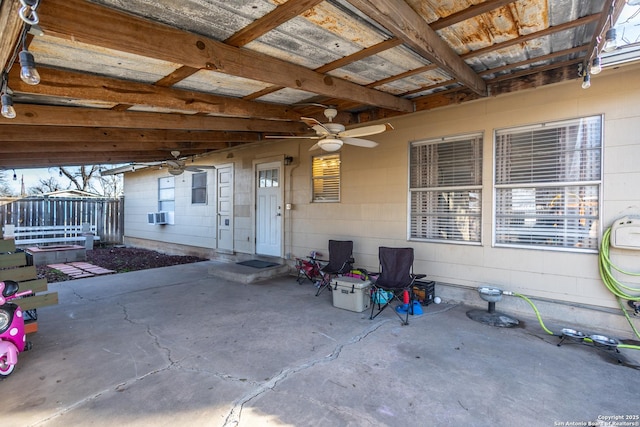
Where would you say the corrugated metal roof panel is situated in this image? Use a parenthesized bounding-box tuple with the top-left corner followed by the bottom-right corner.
(246, 1, 392, 70)
(173, 70, 272, 98)
(256, 87, 319, 105)
(30, 36, 181, 83)
(92, 0, 276, 41)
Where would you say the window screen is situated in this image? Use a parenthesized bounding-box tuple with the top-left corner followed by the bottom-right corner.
(312, 154, 340, 202)
(192, 172, 207, 204)
(409, 133, 483, 243)
(494, 115, 602, 251)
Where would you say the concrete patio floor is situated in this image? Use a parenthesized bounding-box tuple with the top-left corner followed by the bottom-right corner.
(4, 260, 640, 427)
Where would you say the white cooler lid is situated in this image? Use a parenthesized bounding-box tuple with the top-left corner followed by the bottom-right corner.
(333, 276, 371, 289)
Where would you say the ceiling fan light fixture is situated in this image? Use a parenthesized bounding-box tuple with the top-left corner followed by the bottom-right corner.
(168, 168, 184, 176)
(317, 138, 342, 152)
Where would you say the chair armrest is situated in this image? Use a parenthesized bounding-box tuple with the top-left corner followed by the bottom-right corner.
(412, 274, 427, 280)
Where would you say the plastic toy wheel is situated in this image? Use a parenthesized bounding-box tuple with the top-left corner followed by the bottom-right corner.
(0, 355, 15, 377)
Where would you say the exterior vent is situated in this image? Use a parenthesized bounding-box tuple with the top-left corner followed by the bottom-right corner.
(147, 213, 156, 224)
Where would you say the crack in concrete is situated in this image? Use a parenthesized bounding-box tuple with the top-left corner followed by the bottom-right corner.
(118, 301, 177, 365)
(29, 363, 172, 427)
(222, 319, 390, 427)
(30, 301, 176, 426)
(31, 298, 389, 427)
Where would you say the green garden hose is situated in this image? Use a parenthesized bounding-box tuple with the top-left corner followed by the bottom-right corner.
(598, 226, 640, 340)
(510, 291, 640, 351)
(512, 293, 556, 336)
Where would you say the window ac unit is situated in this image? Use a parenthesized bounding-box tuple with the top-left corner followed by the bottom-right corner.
(147, 212, 172, 225)
(155, 211, 169, 225)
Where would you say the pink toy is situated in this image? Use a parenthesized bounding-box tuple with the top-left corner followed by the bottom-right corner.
(0, 280, 33, 377)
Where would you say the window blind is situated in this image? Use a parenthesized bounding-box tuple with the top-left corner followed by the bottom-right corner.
(494, 116, 602, 251)
(312, 154, 340, 202)
(409, 133, 483, 243)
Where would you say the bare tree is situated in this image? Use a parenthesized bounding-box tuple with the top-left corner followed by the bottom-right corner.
(0, 170, 15, 196)
(94, 171, 123, 198)
(30, 176, 67, 194)
(59, 165, 101, 192)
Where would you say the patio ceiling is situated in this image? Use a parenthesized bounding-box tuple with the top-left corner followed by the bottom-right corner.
(0, 0, 624, 169)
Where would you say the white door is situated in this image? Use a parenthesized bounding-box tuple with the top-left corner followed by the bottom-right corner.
(217, 165, 234, 252)
(255, 162, 282, 257)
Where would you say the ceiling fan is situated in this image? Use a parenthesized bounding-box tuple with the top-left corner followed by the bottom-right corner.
(137, 151, 215, 176)
(267, 107, 393, 152)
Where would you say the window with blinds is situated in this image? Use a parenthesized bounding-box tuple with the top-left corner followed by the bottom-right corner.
(191, 172, 207, 204)
(312, 154, 340, 202)
(409, 133, 483, 243)
(494, 115, 602, 252)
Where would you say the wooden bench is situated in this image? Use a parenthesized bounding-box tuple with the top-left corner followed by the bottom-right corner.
(0, 237, 58, 334)
(3, 224, 101, 247)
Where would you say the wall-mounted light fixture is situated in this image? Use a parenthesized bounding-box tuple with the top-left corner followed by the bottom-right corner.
(284, 156, 293, 165)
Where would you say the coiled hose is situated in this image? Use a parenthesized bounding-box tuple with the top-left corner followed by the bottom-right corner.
(598, 226, 640, 340)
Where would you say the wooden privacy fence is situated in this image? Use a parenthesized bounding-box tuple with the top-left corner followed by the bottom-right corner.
(0, 196, 123, 245)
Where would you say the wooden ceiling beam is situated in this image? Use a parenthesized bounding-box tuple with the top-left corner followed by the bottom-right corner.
(0, 140, 232, 153)
(412, 62, 583, 112)
(0, 0, 23, 71)
(430, 0, 517, 31)
(9, 67, 301, 121)
(0, 105, 307, 133)
(225, 0, 325, 48)
(37, 0, 413, 113)
(461, 14, 600, 61)
(0, 150, 210, 169)
(345, 0, 487, 96)
(0, 125, 260, 144)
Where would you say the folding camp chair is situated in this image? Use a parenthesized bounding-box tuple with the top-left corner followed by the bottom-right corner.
(315, 240, 354, 296)
(369, 247, 426, 325)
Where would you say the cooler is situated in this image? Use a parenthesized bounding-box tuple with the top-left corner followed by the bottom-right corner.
(332, 276, 372, 312)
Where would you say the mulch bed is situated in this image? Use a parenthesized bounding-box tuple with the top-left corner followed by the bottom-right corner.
(37, 245, 207, 283)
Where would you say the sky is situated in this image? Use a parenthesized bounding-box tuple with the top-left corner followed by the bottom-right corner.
(4, 3, 640, 196)
(4, 167, 59, 195)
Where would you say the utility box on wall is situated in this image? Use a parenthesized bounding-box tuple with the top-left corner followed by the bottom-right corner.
(611, 216, 640, 250)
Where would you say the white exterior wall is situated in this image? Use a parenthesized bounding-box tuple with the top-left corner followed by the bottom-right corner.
(122, 62, 640, 336)
(123, 168, 217, 254)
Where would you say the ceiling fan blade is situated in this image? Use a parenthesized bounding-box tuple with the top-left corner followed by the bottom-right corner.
(301, 117, 331, 135)
(265, 135, 321, 139)
(166, 159, 184, 168)
(308, 142, 321, 151)
(312, 125, 330, 136)
(342, 137, 378, 148)
(133, 161, 163, 166)
(339, 123, 393, 138)
(301, 116, 323, 127)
